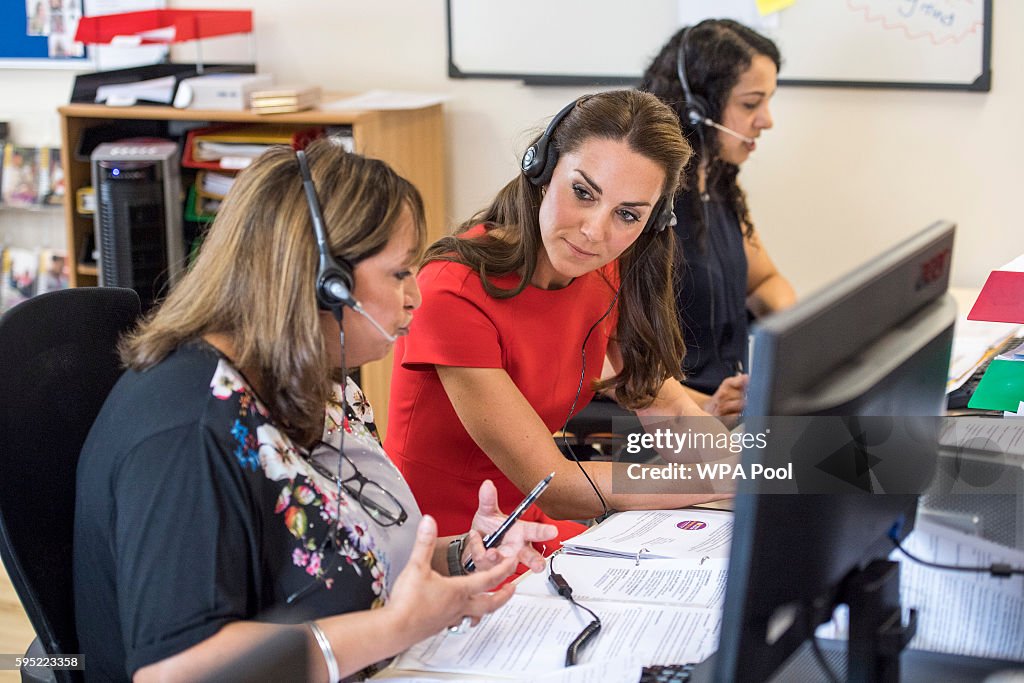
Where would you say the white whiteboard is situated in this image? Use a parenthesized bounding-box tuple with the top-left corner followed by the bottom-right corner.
(447, 0, 991, 91)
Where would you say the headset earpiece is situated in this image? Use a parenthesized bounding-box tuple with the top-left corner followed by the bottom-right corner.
(676, 28, 711, 129)
(295, 149, 357, 311)
(315, 255, 355, 311)
(644, 195, 677, 234)
(522, 99, 579, 187)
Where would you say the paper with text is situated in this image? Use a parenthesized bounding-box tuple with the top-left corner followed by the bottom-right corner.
(899, 517, 1024, 661)
(561, 509, 732, 560)
(939, 416, 1024, 459)
(374, 657, 643, 682)
(517, 554, 728, 609)
(392, 594, 719, 676)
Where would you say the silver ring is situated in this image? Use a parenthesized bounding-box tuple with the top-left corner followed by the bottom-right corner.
(447, 616, 473, 635)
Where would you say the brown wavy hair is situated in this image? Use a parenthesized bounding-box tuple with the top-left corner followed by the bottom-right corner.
(120, 138, 426, 446)
(424, 90, 692, 408)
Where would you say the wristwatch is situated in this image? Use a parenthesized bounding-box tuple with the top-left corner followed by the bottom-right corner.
(447, 533, 468, 576)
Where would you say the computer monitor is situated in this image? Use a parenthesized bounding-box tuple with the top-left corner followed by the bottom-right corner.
(698, 221, 958, 682)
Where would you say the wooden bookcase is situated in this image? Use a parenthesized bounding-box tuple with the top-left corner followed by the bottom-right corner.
(57, 97, 447, 434)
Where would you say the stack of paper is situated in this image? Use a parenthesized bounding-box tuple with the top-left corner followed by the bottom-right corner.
(198, 171, 235, 198)
(385, 510, 733, 679)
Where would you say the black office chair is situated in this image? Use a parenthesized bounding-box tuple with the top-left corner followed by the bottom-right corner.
(0, 287, 141, 683)
(560, 396, 645, 462)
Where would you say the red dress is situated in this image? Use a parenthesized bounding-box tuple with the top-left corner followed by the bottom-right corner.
(386, 228, 620, 548)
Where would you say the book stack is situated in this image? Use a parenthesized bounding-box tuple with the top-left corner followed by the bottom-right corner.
(249, 86, 322, 115)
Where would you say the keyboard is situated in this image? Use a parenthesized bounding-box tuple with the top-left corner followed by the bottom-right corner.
(639, 663, 696, 682)
(947, 336, 1024, 410)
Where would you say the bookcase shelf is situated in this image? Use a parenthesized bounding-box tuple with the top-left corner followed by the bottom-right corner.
(58, 95, 448, 433)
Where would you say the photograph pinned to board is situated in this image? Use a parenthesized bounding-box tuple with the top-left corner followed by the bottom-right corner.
(24, 0, 85, 58)
(1, 0, 167, 69)
(1, 247, 39, 315)
(1, 145, 47, 208)
(37, 248, 70, 294)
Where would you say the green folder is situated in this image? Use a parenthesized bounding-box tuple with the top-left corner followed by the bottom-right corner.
(967, 359, 1024, 412)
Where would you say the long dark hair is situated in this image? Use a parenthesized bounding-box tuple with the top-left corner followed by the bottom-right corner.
(640, 19, 780, 244)
(424, 90, 692, 408)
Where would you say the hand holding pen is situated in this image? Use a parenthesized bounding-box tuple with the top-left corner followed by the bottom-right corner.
(464, 474, 557, 573)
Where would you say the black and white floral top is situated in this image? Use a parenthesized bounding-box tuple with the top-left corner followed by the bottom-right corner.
(74, 341, 422, 682)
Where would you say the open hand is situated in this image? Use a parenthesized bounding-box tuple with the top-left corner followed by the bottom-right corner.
(466, 480, 558, 574)
(387, 514, 518, 642)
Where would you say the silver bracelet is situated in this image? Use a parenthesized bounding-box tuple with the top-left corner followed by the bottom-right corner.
(307, 620, 341, 683)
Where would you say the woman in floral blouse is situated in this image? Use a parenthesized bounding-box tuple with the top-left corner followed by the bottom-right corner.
(73, 139, 556, 683)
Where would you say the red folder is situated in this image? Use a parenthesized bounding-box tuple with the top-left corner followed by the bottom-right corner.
(967, 269, 1024, 324)
(75, 10, 252, 45)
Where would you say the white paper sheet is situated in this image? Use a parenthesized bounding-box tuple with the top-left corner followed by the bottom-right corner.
(373, 657, 643, 682)
(561, 509, 733, 560)
(322, 90, 449, 111)
(393, 594, 719, 676)
(517, 554, 728, 609)
(939, 416, 1024, 460)
(898, 517, 1024, 660)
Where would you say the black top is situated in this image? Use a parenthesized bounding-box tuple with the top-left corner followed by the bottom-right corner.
(673, 197, 749, 395)
(73, 342, 410, 681)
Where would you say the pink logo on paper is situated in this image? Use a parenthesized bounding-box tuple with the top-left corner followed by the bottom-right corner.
(676, 520, 707, 531)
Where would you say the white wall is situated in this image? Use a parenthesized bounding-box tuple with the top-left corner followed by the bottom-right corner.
(1, 0, 1020, 291)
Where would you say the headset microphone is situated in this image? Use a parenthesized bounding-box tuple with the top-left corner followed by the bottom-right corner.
(296, 149, 398, 344)
(676, 28, 755, 147)
(695, 117, 755, 146)
(352, 305, 398, 343)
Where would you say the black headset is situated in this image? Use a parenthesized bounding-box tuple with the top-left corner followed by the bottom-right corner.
(676, 27, 711, 129)
(520, 98, 676, 234)
(295, 149, 357, 311)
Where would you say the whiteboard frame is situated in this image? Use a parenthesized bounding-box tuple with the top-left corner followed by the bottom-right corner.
(446, 0, 992, 92)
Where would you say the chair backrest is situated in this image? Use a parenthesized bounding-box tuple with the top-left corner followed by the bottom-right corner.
(0, 287, 141, 679)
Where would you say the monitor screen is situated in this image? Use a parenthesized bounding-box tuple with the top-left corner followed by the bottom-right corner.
(700, 221, 957, 682)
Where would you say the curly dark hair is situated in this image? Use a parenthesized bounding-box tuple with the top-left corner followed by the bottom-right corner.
(640, 19, 780, 246)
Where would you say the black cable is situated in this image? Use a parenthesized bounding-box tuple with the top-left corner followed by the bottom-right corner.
(559, 291, 618, 519)
(549, 553, 603, 666)
(333, 306, 348, 544)
(808, 634, 841, 683)
(889, 530, 1023, 578)
(557, 233, 662, 520)
(286, 306, 349, 606)
(692, 123, 728, 382)
(806, 602, 841, 683)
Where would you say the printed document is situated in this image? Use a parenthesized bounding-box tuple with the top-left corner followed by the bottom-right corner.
(561, 509, 733, 560)
(517, 553, 728, 609)
(899, 517, 1024, 661)
(391, 593, 719, 676)
(373, 657, 643, 682)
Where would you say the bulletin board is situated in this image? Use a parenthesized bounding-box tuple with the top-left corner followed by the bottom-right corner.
(447, 0, 992, 91)
(0, 0, 92, 69)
